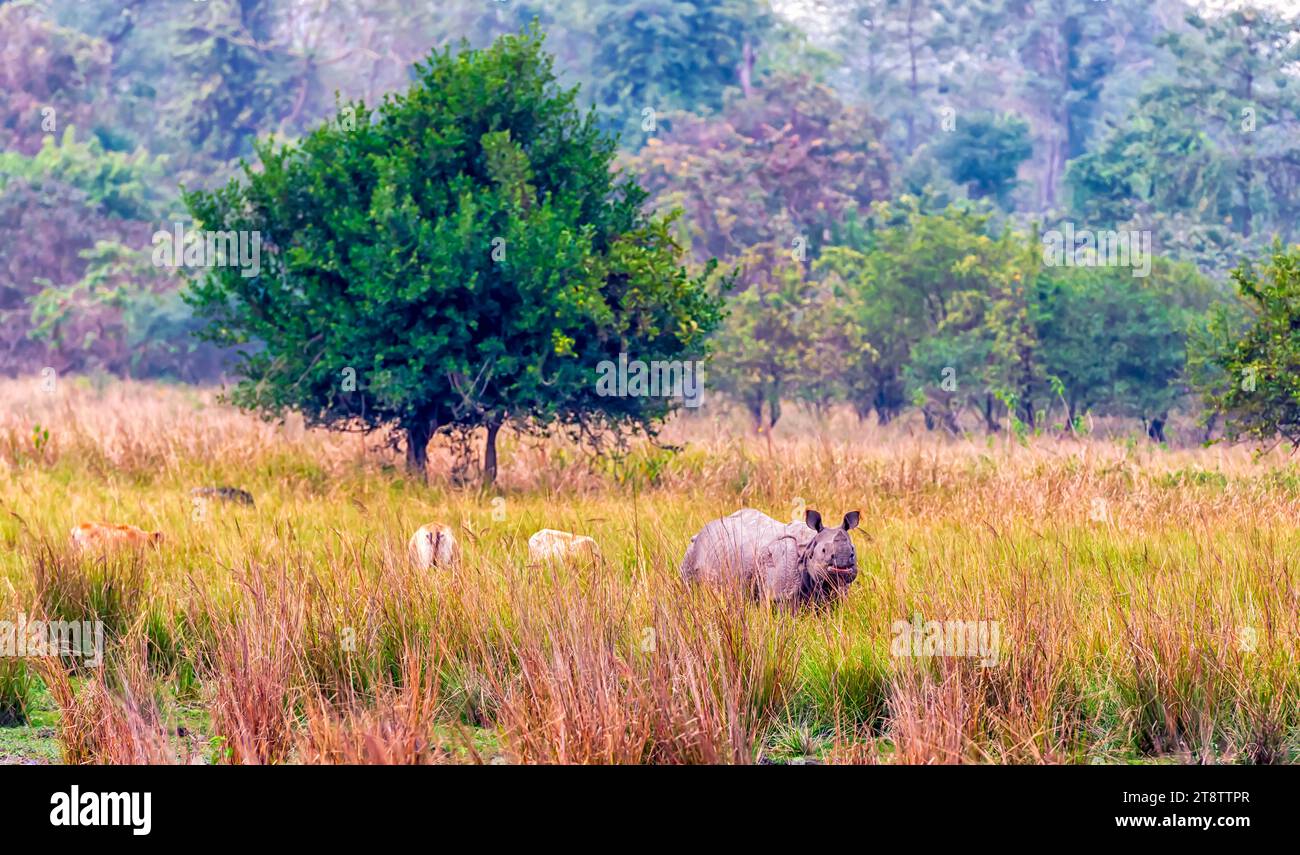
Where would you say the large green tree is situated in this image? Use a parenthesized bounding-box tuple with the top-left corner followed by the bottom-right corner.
(1198, 244, 1300, 447)
(815, 200, 1032, 426)
(708, 244, 837, 433)
(184, 29, 722, 484)
(1032, 259, 1216, 439)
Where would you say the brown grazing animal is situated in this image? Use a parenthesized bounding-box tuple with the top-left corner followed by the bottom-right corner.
(71, 522, 164, 554)
(408, 523, 461, 569)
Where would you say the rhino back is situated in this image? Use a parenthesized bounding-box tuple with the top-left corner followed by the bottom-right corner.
(680, 509, 787, 585)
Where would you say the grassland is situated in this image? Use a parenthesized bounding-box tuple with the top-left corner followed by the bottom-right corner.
(1, 377, 1298, 764)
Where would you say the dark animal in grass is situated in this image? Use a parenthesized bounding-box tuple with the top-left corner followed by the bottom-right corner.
(680, 508, 861, 606)
(190, 486, 255, 506)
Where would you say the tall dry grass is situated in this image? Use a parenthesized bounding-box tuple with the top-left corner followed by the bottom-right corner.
(34, 632, 189, 764)
(1, 378, 1298, 764)
(297, 639, 452, 765)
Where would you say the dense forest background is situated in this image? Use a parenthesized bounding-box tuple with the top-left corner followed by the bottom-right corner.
(2, 0, 1298, 440)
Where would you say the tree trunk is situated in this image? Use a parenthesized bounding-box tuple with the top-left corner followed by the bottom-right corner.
(746, 394, 765, 434)
(905, 0, 919, 151)
(483, 419, 502, 488)
(1240, 68, 1254, 237)
(983, 394, 1001, 434)
(1238, 160, 1254, 238)
(739, 39, 756, 98)
(1020, 397, 1036, 430)
(942, 408, 960, 436)
(405, 420, 434, 483)
(1202, 411, 1219, 445)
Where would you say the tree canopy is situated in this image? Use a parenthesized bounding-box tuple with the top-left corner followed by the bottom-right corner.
(183, 28, 722, 483)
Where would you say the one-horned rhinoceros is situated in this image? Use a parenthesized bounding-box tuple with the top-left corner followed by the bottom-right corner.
(679, 508, 861, 606)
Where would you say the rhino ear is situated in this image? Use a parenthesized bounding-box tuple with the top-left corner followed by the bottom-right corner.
(805, 509, 823, 532)
(842, 511, 860, 531)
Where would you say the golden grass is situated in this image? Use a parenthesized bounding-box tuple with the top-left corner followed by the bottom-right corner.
(1, 377, 1298, 764)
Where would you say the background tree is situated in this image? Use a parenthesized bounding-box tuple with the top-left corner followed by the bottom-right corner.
(824, 0, 969, 155)
(1067, 6, 1300, 255)
(902, 313, 995, 434)
(932, 112, 1032, 207)
(708, 245, 835, 433)
(815, 244, 908, 424)
(1033, 259, 1216, 438)
(1197, 244, 1300, 446)
(0, 127, 188, 375)
(171, 0, 301, 165)
(0, 3, 112, 156)
(184, 29, 722, 485)
(972, 0, 1150, 211)
(626, 72, 892, 265)
(587, 0, 776, 146)
(816, 201, 1024, 425)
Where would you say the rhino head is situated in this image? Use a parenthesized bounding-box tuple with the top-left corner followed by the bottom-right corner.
(798, 509, 861, 602)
